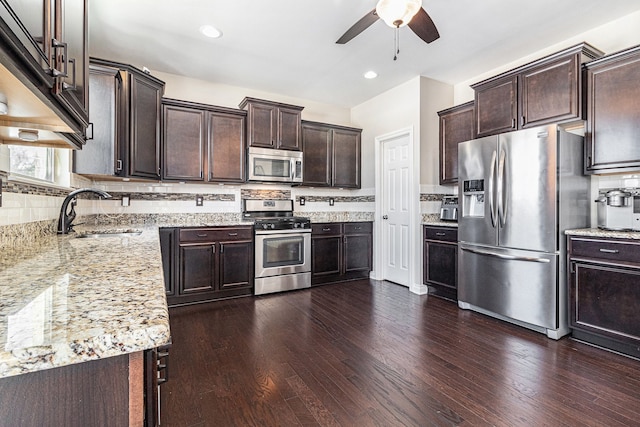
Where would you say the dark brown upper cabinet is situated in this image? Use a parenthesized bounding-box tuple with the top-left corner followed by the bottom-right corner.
(584, 45, 640, 174)
(302, 121, 362, 189)
(239, 97, 303, 151)
(73, 58, 165, 179)
(0, 0, 89, 148)
(472, 43, 603, 138)
(437, 101, 475, 185)
(161, 98, 246, 183)
(162, 100, 205, 181)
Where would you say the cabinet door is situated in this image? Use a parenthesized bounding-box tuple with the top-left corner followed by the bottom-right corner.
(332, 128, 361, 188)
(73, 64, 121, 175)
(162, 104, 205, 181)
(585, 51, 640, 173)
(219, 240, 253, 290)
(570, 262, 640, 344)
(277, 106, 302, 150)
(438, 102, 475, 185)
(159, 228, 177, 296)
(424, 241, 457, 289)
(247, 103, 276, 148)
(344, 234, 372, 273)
(475, 76, 518, 137)
(54, 0, 89, 127)
(208, 111, 246, 182)
(312, 236, 342, 278)
(179, 243, 216, 294)
(302, 124, 332, 186)
(519, 55, 579, 129)
(129, 73, 162, 178)
(0, 0, 55, 73)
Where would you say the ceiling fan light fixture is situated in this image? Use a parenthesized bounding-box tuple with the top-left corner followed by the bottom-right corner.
(375, 0, 422, 28)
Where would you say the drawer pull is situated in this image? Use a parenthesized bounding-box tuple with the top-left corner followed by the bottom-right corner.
(322, 228, 331, 231)
(599, 248, 619, 254)
(228, 232, 238, 236)
(435, 232, 446, 236)
(197, 233, 208, 238)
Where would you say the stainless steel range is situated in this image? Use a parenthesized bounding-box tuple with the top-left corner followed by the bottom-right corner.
(243, 199, 311, 295)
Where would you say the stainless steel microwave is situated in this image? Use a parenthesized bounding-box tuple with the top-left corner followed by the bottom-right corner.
(247, 147, 303, 183)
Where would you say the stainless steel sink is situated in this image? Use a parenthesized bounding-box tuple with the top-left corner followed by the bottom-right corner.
(75, 230, 142, 238)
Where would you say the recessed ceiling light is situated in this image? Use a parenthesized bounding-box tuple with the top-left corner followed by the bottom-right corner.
(199, 25, 222, 39)
(364, 71, 378, 79)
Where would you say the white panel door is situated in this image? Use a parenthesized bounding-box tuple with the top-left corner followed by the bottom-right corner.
(382, 134, 411, 286)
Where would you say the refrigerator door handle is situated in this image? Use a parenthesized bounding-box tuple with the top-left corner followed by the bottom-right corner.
(460, 246, 551, 264)
(498, 148, 507, 227)
(488, 150, 498, 227)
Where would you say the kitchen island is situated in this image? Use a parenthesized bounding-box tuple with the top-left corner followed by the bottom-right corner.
(0, 226, 171, 426)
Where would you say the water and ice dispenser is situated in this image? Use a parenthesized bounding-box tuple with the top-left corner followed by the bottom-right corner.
(462, 179, 485, 218)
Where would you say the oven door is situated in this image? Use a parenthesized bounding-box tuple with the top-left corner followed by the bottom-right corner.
(255, 229, 311, 277)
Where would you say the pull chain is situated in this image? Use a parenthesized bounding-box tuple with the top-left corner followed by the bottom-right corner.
(393, 26, 400, 61)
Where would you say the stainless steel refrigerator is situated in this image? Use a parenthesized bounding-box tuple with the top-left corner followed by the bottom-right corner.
(457, 124, 589, 339)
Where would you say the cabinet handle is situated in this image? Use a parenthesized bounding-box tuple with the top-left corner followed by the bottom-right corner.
(220, 244, 224, 254)
(197, 233, 208, 237)
(435, 232, 446, 236)
(511, 118, 516, 128)
(228, 232, 238, 236)
(520, 116, 525, 127)
(86, 123, 94, 141)
(322, 227, 331, 231)
(116, 159, 123, 172)
(62, 58, 77, 91)
(599, 248, 619, 254)
(50, 38, 68, 78)
(354, 227, 362, 230)
(212, 244, 216, 253)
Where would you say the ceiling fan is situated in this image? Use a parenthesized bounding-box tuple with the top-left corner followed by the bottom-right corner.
(336, 0, 440, 56)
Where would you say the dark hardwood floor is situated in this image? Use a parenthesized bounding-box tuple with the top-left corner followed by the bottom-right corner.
(162, 280, 640, 426)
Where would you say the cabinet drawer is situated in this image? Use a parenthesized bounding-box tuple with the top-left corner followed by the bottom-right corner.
(424, 226, 458, 242)
(344, 222, 372, 234)
(179, 227, 253, 243)
(312, 223, 343, 235)
(570, 238, 640, 264)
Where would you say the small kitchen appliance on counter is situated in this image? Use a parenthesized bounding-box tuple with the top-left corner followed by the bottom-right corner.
(596, 189, 635, 231)
(439, 196, 458, 221)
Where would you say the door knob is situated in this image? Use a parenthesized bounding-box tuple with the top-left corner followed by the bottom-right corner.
(383, 215, 389, 220)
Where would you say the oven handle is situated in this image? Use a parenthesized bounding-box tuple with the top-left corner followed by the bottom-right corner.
(255, 229, 311, 235)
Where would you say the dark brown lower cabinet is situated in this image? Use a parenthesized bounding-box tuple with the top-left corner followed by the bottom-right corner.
(0, 353, 140, 426)
(164, 226, 254, 307)
(423, 225, 458, 301)
(568, 236, 640, 358)
(312, 222, 372, 285)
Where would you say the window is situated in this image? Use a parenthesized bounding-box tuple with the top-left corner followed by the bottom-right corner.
(8, 145, 55, 182)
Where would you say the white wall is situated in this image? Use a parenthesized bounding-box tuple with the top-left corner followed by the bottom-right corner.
(453, 10, 640, 103)
(152, 71, 352, 126)
(351, 76, 422, 191)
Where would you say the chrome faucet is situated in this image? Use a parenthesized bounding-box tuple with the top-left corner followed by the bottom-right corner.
(57, 188, 112, 234)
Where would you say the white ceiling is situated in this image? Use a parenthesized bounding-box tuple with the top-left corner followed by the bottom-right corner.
(88, 0, 640, 108)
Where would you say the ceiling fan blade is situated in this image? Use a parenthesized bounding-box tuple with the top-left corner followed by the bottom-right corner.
(336, 9, 379, 44)
(408, 8, 440, 44)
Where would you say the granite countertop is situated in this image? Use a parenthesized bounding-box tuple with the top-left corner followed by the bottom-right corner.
(0, 225, 171, 378)
(422, 213, 458, 227)
(565, 228, 640, 240)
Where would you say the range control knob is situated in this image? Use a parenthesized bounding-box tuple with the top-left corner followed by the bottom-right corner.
(294, 222, 300, 228)
(262, 224, 269, 230)
(269, 223, 275, 229)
